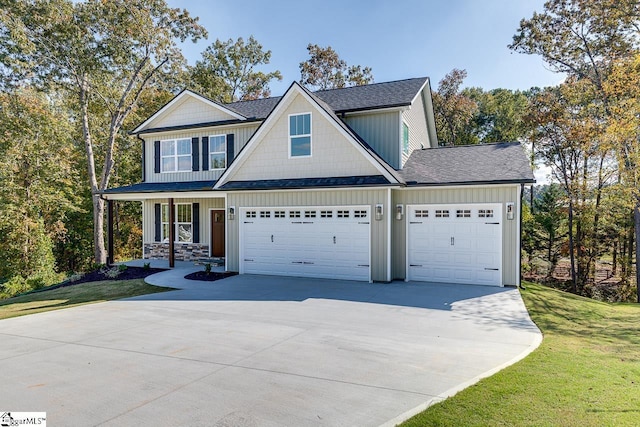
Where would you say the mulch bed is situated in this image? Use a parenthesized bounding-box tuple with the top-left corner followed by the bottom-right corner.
(32, 266, 168, 293)
(184, 271, 238, 282)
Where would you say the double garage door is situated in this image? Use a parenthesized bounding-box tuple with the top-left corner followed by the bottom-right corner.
(407, 204, 503, 286)
(240, 206, 371, 281)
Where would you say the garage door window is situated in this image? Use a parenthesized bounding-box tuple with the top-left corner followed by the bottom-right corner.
(435, 209, 449, 218)
(260, 211, 271, 218)
(354, 210, 367, 218)
(290, 211, 301, 218)
(415, 209, 429, 218)
(246, 211, 256, 218)
(479, 209, 494, 218)
(305, 210, 316, 218)
(274, 211, 285, 218)
(456, 209, 471, 218)
(337, 210, 349, 218)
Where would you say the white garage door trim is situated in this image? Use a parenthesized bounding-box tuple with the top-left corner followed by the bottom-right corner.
(239, 205, 372, 282)
(405, 203, 503, 286)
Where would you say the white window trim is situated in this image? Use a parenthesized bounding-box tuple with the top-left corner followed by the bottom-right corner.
(402, 121, 410, 155)
(161, 138, 192, 173)
(288, 112, 312, 159)
(209, 134, 227, 171)
(161, 203, 193, 243)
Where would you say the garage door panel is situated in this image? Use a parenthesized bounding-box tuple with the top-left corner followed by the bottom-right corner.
(408, 204, 502, 286)
(241, 207, 370, 281)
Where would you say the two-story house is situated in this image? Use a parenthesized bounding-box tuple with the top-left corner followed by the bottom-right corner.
(103, 77, 534, 286)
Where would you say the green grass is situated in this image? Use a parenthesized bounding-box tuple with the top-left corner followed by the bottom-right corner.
(400, 282, 640, 427)
(0, 279, 174, 320)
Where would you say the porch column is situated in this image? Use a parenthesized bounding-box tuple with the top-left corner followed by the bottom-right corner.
(168, 197, 175, 268)
(107, 199, 114, 266)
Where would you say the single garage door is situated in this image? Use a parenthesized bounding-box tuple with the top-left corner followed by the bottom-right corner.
(407, 204, 502, 286)
(240, 206, 371, 281)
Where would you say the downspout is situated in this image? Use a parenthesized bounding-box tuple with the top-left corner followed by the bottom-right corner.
(519, 183, 525, 290)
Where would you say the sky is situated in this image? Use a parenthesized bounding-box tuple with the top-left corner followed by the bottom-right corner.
(169, 0, 564, 94)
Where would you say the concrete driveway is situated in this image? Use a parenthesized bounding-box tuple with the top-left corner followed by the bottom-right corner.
(0, 268, 541, 426)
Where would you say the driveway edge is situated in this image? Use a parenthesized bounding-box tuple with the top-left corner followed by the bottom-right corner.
(379, 325, 543, 427)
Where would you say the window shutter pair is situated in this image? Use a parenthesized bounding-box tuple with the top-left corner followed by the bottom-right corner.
(201, 134, 234, 171)
(154, 203, 200, 243)
(153, 139, 203, 173)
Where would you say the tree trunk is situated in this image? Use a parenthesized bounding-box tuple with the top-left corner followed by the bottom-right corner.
(635, 200, 640, 303)
(93, 194, 106, 264)
(612, 239, 617, 276)
(568, 201, 578, 293)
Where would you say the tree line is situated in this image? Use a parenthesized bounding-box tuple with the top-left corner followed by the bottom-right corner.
(0, 0, 373, 298)
(0, 0, 638, 303)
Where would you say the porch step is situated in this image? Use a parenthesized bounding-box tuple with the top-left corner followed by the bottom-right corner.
(194, 257, 225, 267)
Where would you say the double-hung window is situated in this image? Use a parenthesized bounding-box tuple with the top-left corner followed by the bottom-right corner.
(161, 138, 191, 172)
(209, 134, 226, 169)
(289, 113, 311, 157)
(161, 203, 192, 242)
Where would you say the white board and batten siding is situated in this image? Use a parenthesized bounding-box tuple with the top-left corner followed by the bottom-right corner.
(142, 198, 225, 244)
(227, 189, 390, 282)
(142, 124, 260, 183)
(393, 185, 521, 286)
(401, 92, 432, 166)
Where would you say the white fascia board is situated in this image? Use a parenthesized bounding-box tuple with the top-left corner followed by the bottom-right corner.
(140, 120, 261, 138)
(409, 78, 430, 105)
(132, 90, 246, 134)
(102, 191, 226, 201)
(215, 82, 400, 189)
(398, 183, 521, 191)
(222, 185, 399, 195)
(342, 106, 409, 116)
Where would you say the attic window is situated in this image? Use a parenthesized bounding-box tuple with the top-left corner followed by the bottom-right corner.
(289, 113, 311, 157)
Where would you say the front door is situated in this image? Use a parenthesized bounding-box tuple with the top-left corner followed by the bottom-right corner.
(211, 210, 225, 257)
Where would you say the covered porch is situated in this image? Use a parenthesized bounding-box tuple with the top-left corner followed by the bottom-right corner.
(102, 180, 228, 268)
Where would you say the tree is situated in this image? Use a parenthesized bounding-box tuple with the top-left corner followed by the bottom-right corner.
(511, 0, 640, 300)
(431, 69, 477, 146)
(533, 184, 566, 274)
(0, 89, 77, 291)
(299, 44, 373, 90)
(0, 0, 206, 264)
(189, 36, 282, 103)
(462, 88, 530, 143)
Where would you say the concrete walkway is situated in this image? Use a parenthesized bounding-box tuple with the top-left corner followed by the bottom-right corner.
(0, 266, 541, 426)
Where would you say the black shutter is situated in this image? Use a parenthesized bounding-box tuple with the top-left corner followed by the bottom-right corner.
(192, 203, 200, 243)
(226, 133, 235, 166)
(191, 137, 199, 171)
(154, 203, 161, 242)
(154, 141, 161, 173)
(201, 136, 209, 171)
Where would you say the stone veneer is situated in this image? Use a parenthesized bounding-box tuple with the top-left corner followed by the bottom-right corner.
(144, 242, 210, 261)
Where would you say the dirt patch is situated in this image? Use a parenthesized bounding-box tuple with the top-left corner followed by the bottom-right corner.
(184, 271, 238, 281)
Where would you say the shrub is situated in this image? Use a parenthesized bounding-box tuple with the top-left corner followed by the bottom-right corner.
(118, 264, 128, 272)
(142, 262, 151, 270)
(204, 263, 212, 274)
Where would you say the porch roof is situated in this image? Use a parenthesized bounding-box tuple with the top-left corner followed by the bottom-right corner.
(103, 180, 217, 194)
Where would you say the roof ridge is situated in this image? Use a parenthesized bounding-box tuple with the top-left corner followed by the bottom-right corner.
(432, 142, 521, 150)
(313, 77, 428, 94)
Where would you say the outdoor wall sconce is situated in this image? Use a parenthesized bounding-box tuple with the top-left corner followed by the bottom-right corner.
(228, 206, 236, 220)
(506, 202, 515, 220)
(395, 204, 404, 220)
(375, 204, 384, 221)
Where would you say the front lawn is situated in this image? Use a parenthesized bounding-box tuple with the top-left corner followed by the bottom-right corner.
(400, 282, 640, 427)
(0, 279, 173, 320)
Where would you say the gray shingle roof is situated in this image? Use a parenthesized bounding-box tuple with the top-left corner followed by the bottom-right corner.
(400, 142, 535, 186)
(224, 77, 428, 119)
(219, 175, 390, 190)
(103, 180, 216, 194)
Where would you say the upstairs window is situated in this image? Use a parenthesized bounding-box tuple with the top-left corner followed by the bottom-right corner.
(289, 113, 311, 157)
(402, 122, 410, 155)
(161, 138, 191, 172)
(209, 134, 226, 170)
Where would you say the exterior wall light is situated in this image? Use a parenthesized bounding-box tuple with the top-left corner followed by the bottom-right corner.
(395, 204, 404, 220)
(375, 204, 384, 221)
(506, 202, 514, 220)
(228, 206, 236, 220)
